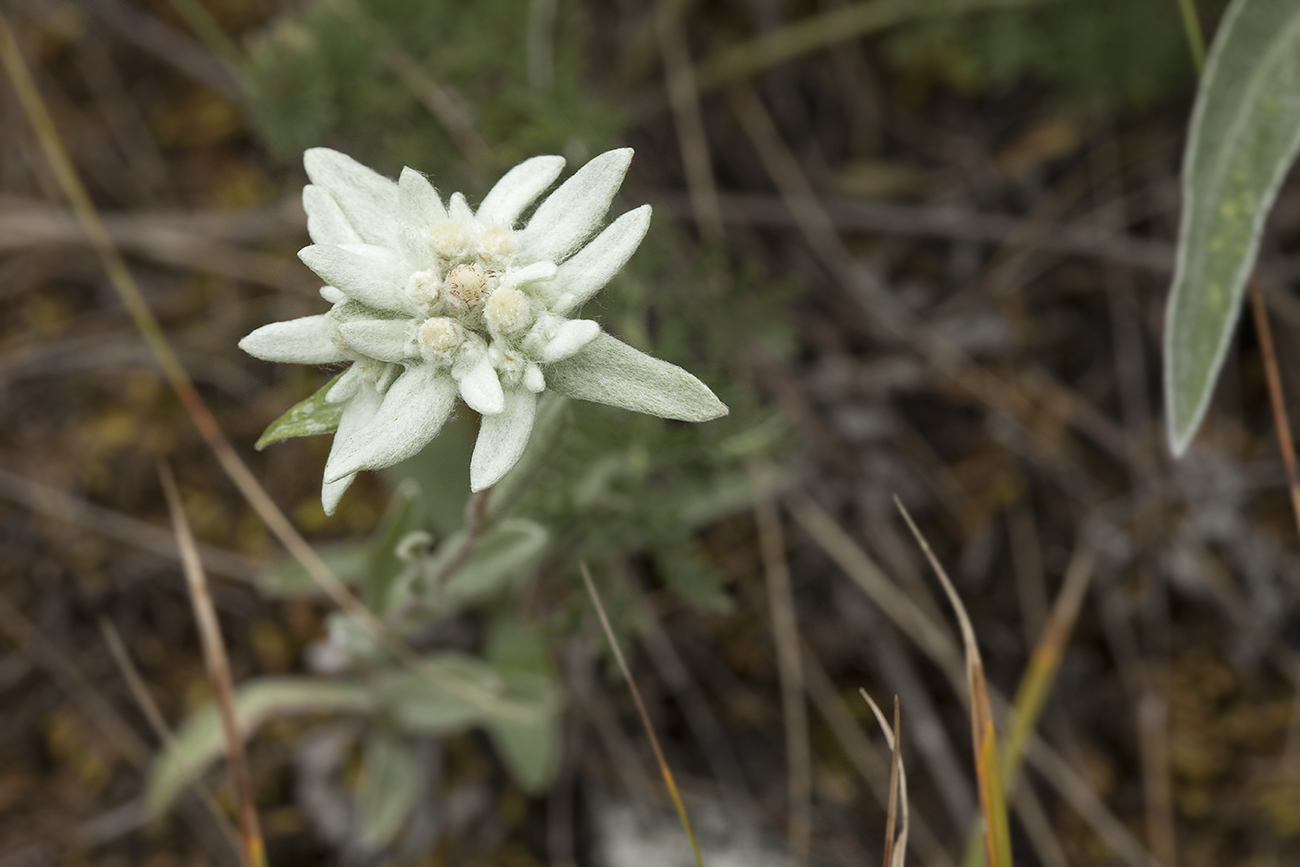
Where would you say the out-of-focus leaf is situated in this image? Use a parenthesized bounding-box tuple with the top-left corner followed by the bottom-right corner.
(427, 518, 549, 608)
(355, 728, 423, 851)
(384, 414, 474, 537)
(256, 541, 370, 596)
(380, 653, 506, 734)
(1165, 0, 1300, 454)
(360, 480, 425, 612)
(255, 372, 345, 449)
(256, 482, 425, 600)
(146, 677, 372, 818)
(484, 614, 562, 792)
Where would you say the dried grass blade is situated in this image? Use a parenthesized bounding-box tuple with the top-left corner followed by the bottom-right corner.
(1250, 284, 1300, 540)
(861, 690, 909, 867)
(1003, 544, 1095, 786)
(160, 465, 266, 867)
(580, 564, 706, 867)
(98, 618, 241, 859)
(896, 498, 1012, 867)
(752, 466, 811, 867)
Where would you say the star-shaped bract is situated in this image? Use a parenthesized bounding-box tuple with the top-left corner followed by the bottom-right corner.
(241, 148, 728, 515)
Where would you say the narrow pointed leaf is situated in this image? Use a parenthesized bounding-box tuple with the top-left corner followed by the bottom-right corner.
(544, 332, 728, 421)
(1165, 0, 1300, 455)
(256, 372, 347, 449)
(303, 148, 398, 245)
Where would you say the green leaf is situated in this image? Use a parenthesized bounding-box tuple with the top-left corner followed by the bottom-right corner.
(146, 677, 372, 818)
(354, 728, 423, 850)
(429, 518, 550, 608)
(1165, 0, 1300, 454)
(255, 482, 425, 601)
(255, 372, 346, 450)
(545, 332, 729, 422)
(380, 653, 508, 734)
(483, 615, 562, 793)
(255, 540, 371, 596)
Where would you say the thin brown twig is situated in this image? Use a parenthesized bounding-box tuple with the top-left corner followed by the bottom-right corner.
(580, 564, 706, 867)
(752, 465, 811, 867)
(97, 618, 241, 859)
(160, 465, 265, 867)
(654, 0, 724, 243)
(1250, 282, 1300, 540)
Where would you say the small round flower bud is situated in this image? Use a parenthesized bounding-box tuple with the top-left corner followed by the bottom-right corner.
(483, 287, 532, 333)
(430, 219, 467, 259)
(479, 224, 516, 262)
(418, 317, 462, 361)
(446, 263, 491, 310)
(405, 269, 440, 310)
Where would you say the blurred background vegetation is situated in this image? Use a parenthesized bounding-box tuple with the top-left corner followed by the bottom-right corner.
(2, 0, 1299, 865)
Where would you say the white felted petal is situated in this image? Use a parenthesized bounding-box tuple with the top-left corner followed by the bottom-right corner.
(523, 363, 545, 393)
(448, 192, 475, 225)
(303, 148, 399, 246)
(470, 387, 537, 491)
(326, 365, 458, 481)
(476, 155, 566, 226)
(239, 315, 347, 364)
(321, 472, 357, 517)
(299, 245, 413, 314)
(398, 167, 445, 269)
(502, 260, 558, 289)
(303, 185, 363, 245)
(327, 363, 363, 403)
(456, 355, 505, 415)
(544, 332, 728, 421)
(338, 319, 415, 363)
(552, 205, 651, 315)
(540, 319, 600, 362)
(520, 148, 633, 263)
(320, 286, 346, 304)
(321, 383, 385, 509)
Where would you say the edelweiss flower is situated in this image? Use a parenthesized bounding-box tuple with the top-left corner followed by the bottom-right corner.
(241, 147, 728, 514)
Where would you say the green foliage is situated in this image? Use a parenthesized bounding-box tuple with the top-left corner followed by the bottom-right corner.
(146, 677, 374, 818)
(1165, 0, 1300, 454)
(243, 0, 624, 188)
(255, 371, 345, 449)
(885, 0, 1229, 109)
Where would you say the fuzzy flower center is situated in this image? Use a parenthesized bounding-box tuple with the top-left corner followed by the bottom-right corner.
(418, 317, 462, 360)
(430, 219, 468, 260)
(484, 287, 532, 333)
(446, 263, 493, 310)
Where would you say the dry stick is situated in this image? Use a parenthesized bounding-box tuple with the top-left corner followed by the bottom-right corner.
(97, 618, 241, 861)
(654, 0, 724, 243)
(1250, 284, 1300, 540)
(580, 564, 706, 867)
(160, 465, 265, 867)
(0, 19, 533, 725)
(752, 466, 811, 867)
(896, 498, 1013, 867)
